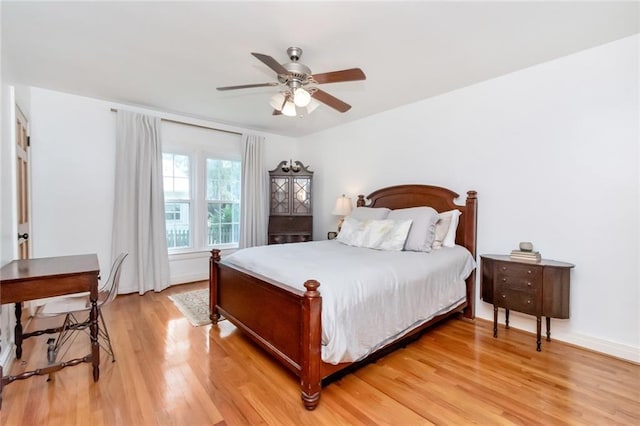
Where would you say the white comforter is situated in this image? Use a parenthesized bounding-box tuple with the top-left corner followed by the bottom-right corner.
(222, 240, 476, 364)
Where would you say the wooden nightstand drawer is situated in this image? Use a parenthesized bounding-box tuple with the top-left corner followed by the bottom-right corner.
(496, 263, 541, 283)
(495, 288, 539, 315)
(496, 272, 539, 294)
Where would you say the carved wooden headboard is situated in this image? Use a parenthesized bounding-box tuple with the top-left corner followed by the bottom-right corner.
(356, 184, 478, 260)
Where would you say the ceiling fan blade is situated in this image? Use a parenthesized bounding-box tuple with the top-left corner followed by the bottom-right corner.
(312, 89, 351, 113)
(312, 68, 366, 84)
(217, 82, 279, 91)
(272, 109, 282, 116)
(251, 52, 290, 76)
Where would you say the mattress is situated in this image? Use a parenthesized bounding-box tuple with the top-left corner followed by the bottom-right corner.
(222, 240, 476, 364)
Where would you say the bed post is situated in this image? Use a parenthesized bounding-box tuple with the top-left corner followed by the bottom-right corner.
(464, 190, 478, 319)
(356, 194, 366, 207)
(209, 249, 221, 323)
(301, 279, 322, 410)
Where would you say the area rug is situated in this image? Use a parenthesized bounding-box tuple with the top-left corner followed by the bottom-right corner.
(168, 289, 211, 326)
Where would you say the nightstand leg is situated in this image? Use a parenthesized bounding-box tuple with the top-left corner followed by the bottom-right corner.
(546, 317, 551, 341)
(505, 309, 510, 329)
(536, 316, 542, 351)
(493, 306, 498, 337)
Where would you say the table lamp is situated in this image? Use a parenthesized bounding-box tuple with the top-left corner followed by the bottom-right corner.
(332, 194, 353, 231)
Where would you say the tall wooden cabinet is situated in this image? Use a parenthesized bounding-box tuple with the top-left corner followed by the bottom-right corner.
(268, 160, 313, 244)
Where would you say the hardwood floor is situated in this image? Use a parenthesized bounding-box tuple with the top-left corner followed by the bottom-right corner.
(2, 281, 638, 425)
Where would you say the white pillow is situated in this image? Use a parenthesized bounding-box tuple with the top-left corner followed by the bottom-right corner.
(441, 209, 461, 248)
(336, 218, 412, 251)
(387, 206, 439, 252)
(348, 207, 391, 221)
(432, 213, 453, 249)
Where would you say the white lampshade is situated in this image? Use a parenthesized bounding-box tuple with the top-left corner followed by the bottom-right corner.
(281, 100, 297, 117)
(270, 92, 286, 110)
(293, 87, 312, 107)
(332, 194, 353, 216)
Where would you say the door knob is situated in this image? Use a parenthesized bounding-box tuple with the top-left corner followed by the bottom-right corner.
(18, 232, 29, 240)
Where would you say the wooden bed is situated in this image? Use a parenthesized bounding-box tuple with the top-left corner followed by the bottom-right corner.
(209, 184, 477, 410)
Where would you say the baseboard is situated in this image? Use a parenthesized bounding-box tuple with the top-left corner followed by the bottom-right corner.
(558, 332, 640, 364)
(169, 273, 208, 286)
(476, 309, 639, 364)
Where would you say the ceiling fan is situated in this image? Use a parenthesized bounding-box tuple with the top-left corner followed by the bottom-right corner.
(216, 47, 366, 116)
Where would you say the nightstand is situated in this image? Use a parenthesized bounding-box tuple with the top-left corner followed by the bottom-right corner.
(480, 254, 574, 351)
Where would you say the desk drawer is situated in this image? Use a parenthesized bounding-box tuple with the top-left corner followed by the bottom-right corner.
(269, 233, 311, 244)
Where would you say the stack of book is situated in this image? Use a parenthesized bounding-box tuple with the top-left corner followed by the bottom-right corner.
(510, 249, 541, 262)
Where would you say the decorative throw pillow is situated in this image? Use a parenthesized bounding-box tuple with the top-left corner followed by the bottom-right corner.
(387, 206, 439, 252)
(336, 217, 367, 247)
(348, 207, 391, 221)
(368, 219, 413, 251)
(336, 218, 413, 251)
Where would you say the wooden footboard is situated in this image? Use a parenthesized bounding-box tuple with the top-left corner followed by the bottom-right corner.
(209, 249, 323, 409)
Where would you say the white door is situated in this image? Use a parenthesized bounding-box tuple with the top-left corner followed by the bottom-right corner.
(16, 107, 30, 259)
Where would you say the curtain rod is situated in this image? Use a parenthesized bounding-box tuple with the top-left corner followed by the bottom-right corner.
(110, 108, 242, 136)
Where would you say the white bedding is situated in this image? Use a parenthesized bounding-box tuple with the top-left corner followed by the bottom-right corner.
(222, 240, 476, 364)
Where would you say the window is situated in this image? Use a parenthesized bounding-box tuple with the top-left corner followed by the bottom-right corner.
(163, 153, 191, 249)
(162, 120, 242, 253)
(206, 159, 241, 246)
(162, 152, 241, 252)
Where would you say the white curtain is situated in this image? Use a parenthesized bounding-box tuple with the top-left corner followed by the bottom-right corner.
(112, 111, 170, 294)
(239, 134, 268, 248)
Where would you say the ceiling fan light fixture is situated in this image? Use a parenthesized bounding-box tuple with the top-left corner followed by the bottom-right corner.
(218, 47, 366, 117)
(281, 100, 297, 117)
(269, 92, 286, 110)
(293, 87, 311, 107)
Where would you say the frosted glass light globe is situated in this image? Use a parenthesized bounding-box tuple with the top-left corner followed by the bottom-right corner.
(281, 101, 297, 117)
(293, 88, 311, 107)
(269, 92, 286, 110)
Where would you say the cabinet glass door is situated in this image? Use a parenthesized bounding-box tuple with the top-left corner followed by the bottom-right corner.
(292, 177, 311, 214)
(271, 177, 290, 214)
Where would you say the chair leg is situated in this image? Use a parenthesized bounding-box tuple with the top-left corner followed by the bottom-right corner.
(53, 313, 77, 355)
(48, 313, 76, 382)
(98, 309, 116, 362)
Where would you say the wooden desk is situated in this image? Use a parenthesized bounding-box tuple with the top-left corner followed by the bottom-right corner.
(0, 254, 101, 408)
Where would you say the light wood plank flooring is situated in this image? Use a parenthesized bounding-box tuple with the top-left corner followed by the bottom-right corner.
(1, 281, 638, 425)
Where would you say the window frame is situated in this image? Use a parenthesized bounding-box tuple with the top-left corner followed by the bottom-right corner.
(163, 151, 193, 251)
(204, 158, 241, 250)
(163, 148, 241, 254)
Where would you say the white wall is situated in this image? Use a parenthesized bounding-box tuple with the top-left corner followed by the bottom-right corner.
(28, 88, 297, 285)
(0, 0, 17, 367)
(300, 35, 639, 362)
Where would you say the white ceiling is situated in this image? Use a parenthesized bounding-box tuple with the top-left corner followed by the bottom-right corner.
(2, 1, 638, 137)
